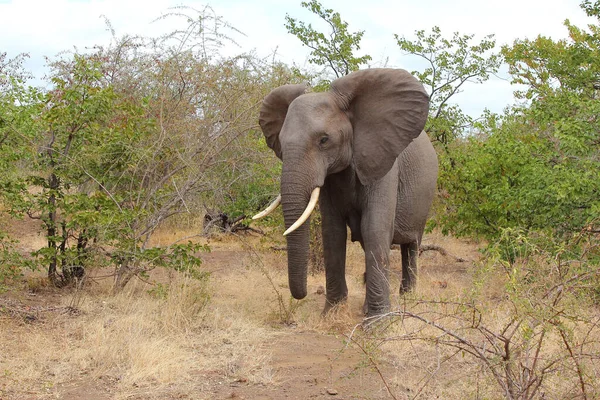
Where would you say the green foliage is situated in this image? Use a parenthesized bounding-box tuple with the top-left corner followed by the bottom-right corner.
(217, 132, 282, 221)
(0, 232, 36, 291)
(0, 53, 44, 283)
(134, 241, 210, 281)
(24, 54, 159, 286)
(438, 110, 599, 244)
(0, 54, 43, 191)
(502, 9, 600, 100)
(285, 0, 371, 86)
(437, 9, 600, 248)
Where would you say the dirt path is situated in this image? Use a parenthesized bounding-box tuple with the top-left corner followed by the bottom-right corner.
(203, 330, 402, 400)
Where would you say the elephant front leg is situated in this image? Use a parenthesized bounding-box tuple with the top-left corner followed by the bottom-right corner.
(362, 207, 395, 316)
(320, 191, 348, 314)
(400, 242, 419, 293)
(361, 165, 398, 317)
(363, 236, 392, 316)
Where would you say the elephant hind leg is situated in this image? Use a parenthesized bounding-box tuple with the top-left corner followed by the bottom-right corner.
(400, 241, 419, 293)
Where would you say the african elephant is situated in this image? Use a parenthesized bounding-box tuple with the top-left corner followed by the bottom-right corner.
(254, 68, 438, 317)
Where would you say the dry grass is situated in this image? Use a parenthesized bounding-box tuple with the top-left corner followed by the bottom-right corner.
(0, 270, 275, 399)
(146, 214, 207, 248)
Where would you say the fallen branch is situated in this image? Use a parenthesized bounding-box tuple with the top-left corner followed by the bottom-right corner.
(419, 244, 468, 262)
(0, 298, 80, 322)
(203, 211, 264, 235)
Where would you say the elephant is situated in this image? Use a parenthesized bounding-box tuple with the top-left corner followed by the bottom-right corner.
(253, 68, 438, 317)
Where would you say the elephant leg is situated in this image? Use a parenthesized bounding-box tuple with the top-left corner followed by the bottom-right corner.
(361, 172, 398, 317)
(320, 188, 348, 314)
(363, 235, 392, 316)
(400, 241, 419, 293)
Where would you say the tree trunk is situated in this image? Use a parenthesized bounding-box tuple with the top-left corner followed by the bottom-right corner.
(47, 172, 63, 287)
(113, 259, 137, 293)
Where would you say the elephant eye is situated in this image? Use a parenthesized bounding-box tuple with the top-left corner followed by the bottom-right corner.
(319, 136, 329, 145)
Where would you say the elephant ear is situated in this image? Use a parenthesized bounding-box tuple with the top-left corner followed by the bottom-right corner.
(330, 68, 429, 185)
(259, 84, 308, 159)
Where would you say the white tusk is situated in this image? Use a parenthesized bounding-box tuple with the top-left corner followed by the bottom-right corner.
(252, 194, 281, 220)
(283, 187, 320, 236)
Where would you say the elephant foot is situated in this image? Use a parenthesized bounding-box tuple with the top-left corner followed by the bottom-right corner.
(362, 310, 393, 331)
(321, 297, 347, 316)
(364, 305, 390, 319)
(361, 299, 389, 316)
(363, 295, 391, 319)
(399, 283, 416, 295)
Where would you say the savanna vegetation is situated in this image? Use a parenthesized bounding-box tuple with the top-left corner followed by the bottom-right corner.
(1, 1, 599, 399)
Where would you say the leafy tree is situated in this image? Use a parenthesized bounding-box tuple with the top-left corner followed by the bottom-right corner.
(499, 9, 600, 239)
(33, 55, 124, 286)
(395, 26, 501, 146)
(0, 53, 41, 286)
(438, 2, 600, 249)
(285, 0, 371, 87)
(0, 8, 300, 289)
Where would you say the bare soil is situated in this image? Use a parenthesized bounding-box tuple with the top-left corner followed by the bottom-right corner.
(0, 218, 480, 400)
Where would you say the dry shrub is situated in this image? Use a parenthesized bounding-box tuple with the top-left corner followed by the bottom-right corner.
(349, 232, 600, 400)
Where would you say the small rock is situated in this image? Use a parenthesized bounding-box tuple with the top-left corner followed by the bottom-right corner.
(316, 285, 325, 295)
(326, 388, 338, 395)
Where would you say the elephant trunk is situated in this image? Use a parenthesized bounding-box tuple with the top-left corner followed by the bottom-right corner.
(281, 164, 316, 300)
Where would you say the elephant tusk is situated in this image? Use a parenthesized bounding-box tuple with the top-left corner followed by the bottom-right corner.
(283, 187, 320, 236)
(252, 194, 281, 220)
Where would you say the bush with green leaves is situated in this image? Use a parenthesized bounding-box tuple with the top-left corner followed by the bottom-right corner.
(436, 2, 600, 249)
(0, 52, 43, 286)
(0, 8, 301, 289)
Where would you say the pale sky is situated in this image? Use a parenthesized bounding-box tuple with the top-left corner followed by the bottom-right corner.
(0, 0, 595, 117)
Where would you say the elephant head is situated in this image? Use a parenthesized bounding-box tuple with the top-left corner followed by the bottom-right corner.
(257, 68, 429, 300)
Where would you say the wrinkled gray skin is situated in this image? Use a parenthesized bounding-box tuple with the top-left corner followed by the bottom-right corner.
(259, 68, 438, 317)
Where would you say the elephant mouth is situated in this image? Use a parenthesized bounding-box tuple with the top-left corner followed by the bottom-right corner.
(252, 187, 320, 236)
